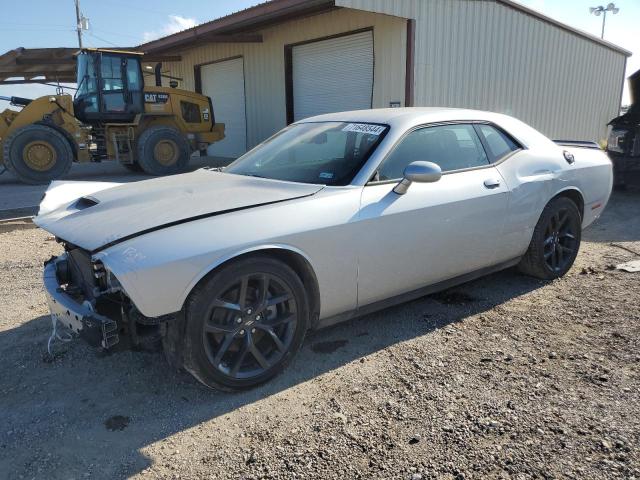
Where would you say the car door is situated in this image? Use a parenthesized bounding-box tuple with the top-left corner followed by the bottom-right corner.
(356, 123, 510, 307)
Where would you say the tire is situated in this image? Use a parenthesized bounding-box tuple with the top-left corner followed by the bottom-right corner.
(518, 196, 582, 280)
(121, 162, 143, 173)
(179, 256, 310, 391)
(136, 126, 190, 176)
(3, 124, 73, 185)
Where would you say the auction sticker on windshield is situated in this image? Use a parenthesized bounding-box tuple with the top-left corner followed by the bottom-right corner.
(342, 123, 386, 135)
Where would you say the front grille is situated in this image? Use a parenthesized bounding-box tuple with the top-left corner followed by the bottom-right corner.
(67, 248, 97, 300)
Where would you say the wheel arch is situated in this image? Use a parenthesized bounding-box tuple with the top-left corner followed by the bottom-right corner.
(181, 244, 321, 326)
(34, 121, 78, 160)
(136, 117, 182, 139)
(551, 187, 585, 220)
(521, 186, 585, 258)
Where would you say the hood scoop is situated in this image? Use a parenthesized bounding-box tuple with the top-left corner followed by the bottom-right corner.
(74, 196, 100, 210)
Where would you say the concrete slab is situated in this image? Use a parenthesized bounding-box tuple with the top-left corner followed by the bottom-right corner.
(0, 155, 233, 219)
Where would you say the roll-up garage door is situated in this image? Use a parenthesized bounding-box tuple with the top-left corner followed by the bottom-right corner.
(292, 31, 373, 122)
(200, 57, 247, 158)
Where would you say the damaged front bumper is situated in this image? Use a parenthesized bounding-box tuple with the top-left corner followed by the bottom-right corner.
(44, 254, 119, 349)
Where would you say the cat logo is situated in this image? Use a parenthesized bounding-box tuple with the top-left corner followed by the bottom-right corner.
(144, 92, 170, 104)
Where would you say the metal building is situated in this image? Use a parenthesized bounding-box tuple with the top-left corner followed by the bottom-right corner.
(139, 0, 630, 157)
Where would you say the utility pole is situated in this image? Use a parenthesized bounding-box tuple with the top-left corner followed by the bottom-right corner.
(74, 0, 83, 48)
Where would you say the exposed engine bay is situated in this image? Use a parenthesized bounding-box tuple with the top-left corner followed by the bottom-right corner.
(45, 241, 172, 352)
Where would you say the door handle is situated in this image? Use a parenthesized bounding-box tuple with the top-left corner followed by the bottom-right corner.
(483, 178, 501, 189)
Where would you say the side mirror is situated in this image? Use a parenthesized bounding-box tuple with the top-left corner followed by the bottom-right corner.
(393, 161, 442, 194)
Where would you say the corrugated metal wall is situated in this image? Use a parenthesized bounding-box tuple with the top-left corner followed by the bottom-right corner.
(157, 9, 406, 151)
(142, 62, 186, 88)
(337, 0, 628, 142)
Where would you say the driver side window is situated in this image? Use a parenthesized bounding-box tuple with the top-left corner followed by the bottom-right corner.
(377, 124, 489, 181)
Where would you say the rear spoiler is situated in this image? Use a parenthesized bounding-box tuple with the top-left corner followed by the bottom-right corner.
(553, 140, 601, 150)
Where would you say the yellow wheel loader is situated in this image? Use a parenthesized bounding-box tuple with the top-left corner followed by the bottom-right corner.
(0, 49, 224, 184)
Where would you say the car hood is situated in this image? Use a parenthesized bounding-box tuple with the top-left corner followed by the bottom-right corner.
(34, 170, 324, 252)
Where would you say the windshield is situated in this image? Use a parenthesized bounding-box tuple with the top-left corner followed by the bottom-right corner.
(225, 122, 388, 186)
(74, 53, 97, 99)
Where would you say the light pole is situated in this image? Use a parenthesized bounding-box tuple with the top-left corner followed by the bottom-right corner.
(589, 3, 620, 39)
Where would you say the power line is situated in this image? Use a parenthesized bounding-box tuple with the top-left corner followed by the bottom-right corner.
(86, 31, 120, 48)
(0, 22, 73, 27)
(90, 0, 177, 17)
(0, 27, 76, 32)
(91, 27, 142, 42)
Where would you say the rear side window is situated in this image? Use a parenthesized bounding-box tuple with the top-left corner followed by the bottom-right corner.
(378, 124, 489, 180)
(475, 124, 520, 161)
(181, 101, 201, 123)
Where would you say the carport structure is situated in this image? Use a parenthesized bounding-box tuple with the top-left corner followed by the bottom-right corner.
(0, 47, 183, 89)
(0, 48, 78, 86)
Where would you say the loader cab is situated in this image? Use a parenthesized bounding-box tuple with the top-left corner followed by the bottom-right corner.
(74, 49, 144, 124)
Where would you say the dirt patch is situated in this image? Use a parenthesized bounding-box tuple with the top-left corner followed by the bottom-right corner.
(1, 190, 639, 479)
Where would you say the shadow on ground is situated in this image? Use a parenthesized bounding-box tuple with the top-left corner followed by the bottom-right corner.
(583, 187, 640, 243)
(1, 268, 544, 479)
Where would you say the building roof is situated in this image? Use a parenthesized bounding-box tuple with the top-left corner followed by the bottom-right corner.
(139, 0, 336, 54)
(499, 0, 631, 56)
(137, 0, 631, 57)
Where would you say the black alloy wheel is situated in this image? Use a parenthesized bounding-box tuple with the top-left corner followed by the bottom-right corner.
(181, 257, 309, 390)
(518, 196, 582, 280)
(542, 206, 579, 273)
(203, 272, 297, 379)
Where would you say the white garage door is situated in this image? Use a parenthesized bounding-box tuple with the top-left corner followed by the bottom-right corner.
(292, 31, 374, 122)
(200, 57, 247, 158)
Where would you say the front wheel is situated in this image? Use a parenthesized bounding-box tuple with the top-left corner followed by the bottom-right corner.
(518, 197, 582, 280)
(180, 257, 309, 391)
(3, 124, 73, 184)
(121, 161, 143, 173)
(136, 126, 190, 176)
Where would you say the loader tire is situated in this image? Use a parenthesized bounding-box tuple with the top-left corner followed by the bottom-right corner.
(121, 161, 143, 173)
(3, 124, 73, 185)
(136, 126, 190, 176)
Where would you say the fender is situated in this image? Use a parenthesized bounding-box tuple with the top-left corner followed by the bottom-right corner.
(176, 243, 317, 313)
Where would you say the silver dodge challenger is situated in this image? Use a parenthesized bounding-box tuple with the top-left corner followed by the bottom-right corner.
(35, 108, 613, 390)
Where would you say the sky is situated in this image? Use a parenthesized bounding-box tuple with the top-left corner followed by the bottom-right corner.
(0, 0, 637, 108)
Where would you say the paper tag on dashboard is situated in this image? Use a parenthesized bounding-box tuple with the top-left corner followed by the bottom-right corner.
(342, 123, 386, 135)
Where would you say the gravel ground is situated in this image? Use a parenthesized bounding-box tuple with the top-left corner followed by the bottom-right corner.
(1, 191, 639, 480)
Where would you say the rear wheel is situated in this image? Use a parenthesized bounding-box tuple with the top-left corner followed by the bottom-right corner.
(136, 126, 190, 176)
(121, 161, 143, 173)
(180, 257, 309, 391)
(518, 197, 582, 280)
(3, 124, 73, 184)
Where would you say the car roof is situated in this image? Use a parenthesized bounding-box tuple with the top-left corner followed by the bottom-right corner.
(297, 107, 511, 127)
(297, 107, 554, 149)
